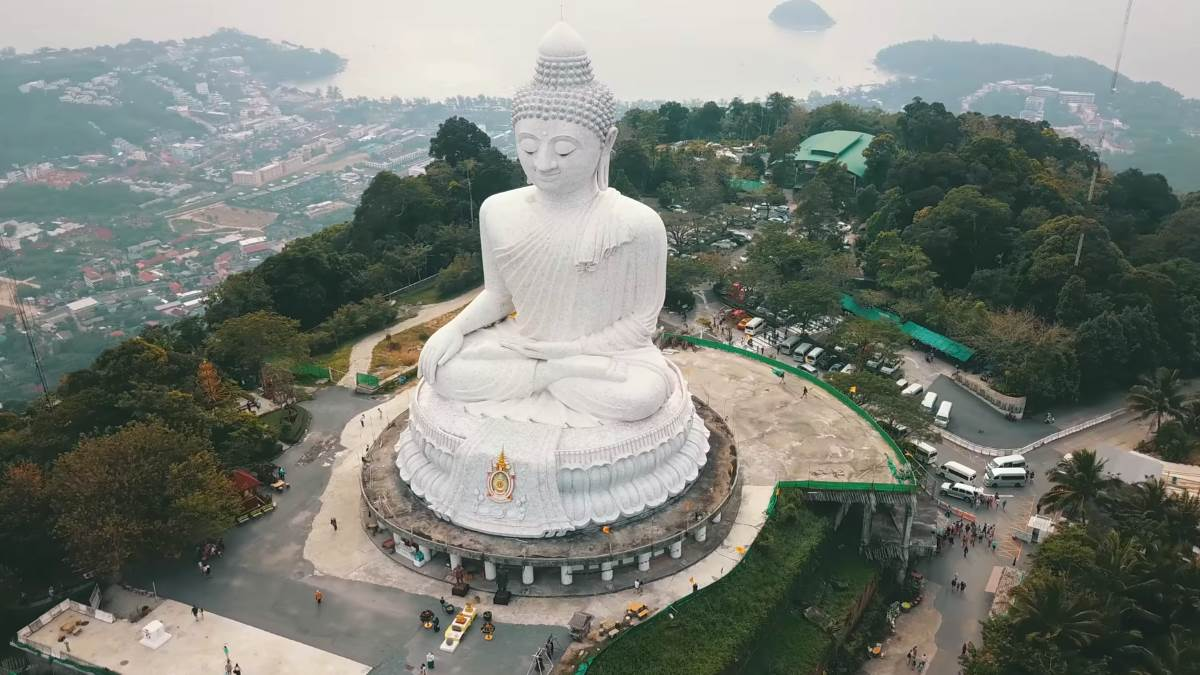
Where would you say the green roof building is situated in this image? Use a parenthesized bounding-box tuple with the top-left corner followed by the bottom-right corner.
(789, 130, 875, 178)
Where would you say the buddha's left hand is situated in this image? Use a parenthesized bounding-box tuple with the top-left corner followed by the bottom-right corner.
(500, 338, 581, 360)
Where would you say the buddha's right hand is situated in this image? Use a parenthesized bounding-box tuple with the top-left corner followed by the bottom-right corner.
(418, 325, 464, 385)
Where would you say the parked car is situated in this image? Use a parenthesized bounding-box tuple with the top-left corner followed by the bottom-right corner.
(737, 316, 753, 330)
(828, 361, 846, 372)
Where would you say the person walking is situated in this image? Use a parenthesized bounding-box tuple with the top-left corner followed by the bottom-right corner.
(315, 590, 323, 605)
(419, 665, 428, 675)
(633, 578, 642, 595)
(198, 607, 205, 620)
(360, 415, 365, 428)
(802, 386, 808, 398)
(203, 563, 212, 577)
(1001, 499, 1006, 511)
(223, 645, 230, 660)
(963, 544, 968, 558)
(689, 576, 698, 592)
(224, 660, 232, 675)
(233, 665, 241, 675)
(960, 580, 966, 593)
(192, 606, 199, 621)
(330, 517, 338, 532)
(425, 651, 436, 670)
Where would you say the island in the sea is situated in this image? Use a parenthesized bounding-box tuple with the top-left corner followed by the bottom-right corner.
(769, 0, 835, 31)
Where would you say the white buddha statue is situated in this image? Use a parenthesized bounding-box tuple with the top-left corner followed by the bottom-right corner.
(418, 22, 670, 428)
(397, 22, 709, 537)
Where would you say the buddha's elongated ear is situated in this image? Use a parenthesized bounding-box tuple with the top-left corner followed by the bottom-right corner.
(595, 126, 618, 192)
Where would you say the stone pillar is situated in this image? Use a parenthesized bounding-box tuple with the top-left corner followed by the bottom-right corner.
(483, 561, 497, 581)
(860, 495, 875, 546)
(670, 540, 683, 559)
(637, 552, 651, 572)
(416, 545, 431, 568)
(600, 561, 614, 581)
(522, 564, 534, 585)
(694, 524, 708, 543)
(833, 501, 851, 529)
(560, 565, 574, 586)
(902, 496, 916, 550)
(712, 511, 722, 524)
(448, 553, 462, 570)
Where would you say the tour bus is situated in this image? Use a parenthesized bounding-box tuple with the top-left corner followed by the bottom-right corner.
(989, 454, 1027, 471)
(901, 382, 924, 397)
(921, 391, 938, 413)
(984, 466, 1028, 487)
(780, 335, 803, 354)
(937, 460, 978, 484)
(744, 317, 766, 336)
(805, 347, 825, 365)
(941, 482, 983, 504)
(913, 441, 939, 464)
(935, 401, 953, 428)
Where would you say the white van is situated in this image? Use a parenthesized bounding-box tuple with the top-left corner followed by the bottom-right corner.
(745, 317, 766, 336)
(989, 454, 1026, 471)
(935, 401, 953, 428)
(985, 466, 1028, 487)
(921, 391, 938, 413)
(941, 482, 983, 503)
(938, 460, 978, 484)
(798, 363, 819, 376)
(780, 335, 803, 354)
(792, 343, 813, 361)
(913, 441, 939, 464)
(805, 347, 825, 365)
(901, 383, 924, 397)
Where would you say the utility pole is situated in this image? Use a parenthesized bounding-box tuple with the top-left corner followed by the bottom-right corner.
(1073, 231, 1085, 268)
(0, 241, 49, 394)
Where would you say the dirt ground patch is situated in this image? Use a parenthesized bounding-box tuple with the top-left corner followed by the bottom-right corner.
(369, 309, 462, 377)
(170, 202, 277, 233)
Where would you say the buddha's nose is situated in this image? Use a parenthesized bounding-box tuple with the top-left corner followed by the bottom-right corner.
(535, 150, 558, 173)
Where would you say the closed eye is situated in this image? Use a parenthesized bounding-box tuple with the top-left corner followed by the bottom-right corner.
(554, 140, 576, 156)
(519, 139, 539, 154)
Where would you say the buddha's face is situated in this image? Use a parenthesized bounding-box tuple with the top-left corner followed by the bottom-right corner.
(515, 118, 614, 197)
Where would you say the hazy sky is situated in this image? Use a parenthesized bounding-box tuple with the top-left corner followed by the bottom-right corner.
(1, 0, 1195, 100)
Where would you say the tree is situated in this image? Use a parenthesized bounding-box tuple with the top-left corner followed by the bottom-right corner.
(49, 421, 240, 578)
(658, 101, 690, 142)
(862, 132, 900, 188)
(1008, 575, 1103, 650)
(196, 360, 227, 408)
(0, 462, 66, 585)
(1018, 216, 1131, 318)
(1127, 367, 1188, 431)
(611, 139, 652, 194)
(864, 231, 937, 300)
(764, 92, 796, 135)
(1038, 449, 1118, 525)
(259, 363, 297, 407)
(1102, 168, 1179, 231)
(795, 179, 838, 242)
(428, 116, 491, 165)
(689, 101, 725, 140)
(831, 317, 909, 367)
(204, 273, 274, 328)
(896, 97, 962, 152)
(906, 185, 1013, 288)
(825, 371, 932, 440)
(206, 311, 309, 386)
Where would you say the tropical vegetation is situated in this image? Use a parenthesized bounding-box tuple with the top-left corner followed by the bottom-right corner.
(966, 452, 1200, 675)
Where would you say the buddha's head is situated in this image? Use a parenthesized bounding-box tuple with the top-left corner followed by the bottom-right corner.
(512, 22, 617, 197)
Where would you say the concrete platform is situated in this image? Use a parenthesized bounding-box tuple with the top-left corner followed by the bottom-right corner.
(20, 600, 370, 675)
(670, 347, 899, 486)
(362, 398, 740, 595)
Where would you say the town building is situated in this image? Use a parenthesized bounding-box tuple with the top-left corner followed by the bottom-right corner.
(782, 130, 876, 182)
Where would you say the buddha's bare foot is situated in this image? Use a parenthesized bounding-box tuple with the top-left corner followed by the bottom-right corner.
(535, 355, 626, 389)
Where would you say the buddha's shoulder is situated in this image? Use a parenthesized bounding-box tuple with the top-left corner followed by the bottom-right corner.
(609, 191, 664, 237)
(479, 186, 536, 220)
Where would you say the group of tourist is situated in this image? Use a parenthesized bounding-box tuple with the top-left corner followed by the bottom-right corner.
(934, 518, 999, 556)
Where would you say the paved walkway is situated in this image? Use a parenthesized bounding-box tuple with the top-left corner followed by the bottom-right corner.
(25, 600, 371, 675)
(337, 289, 479, 387)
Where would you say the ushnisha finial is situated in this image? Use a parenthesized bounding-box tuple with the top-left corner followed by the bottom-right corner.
(512, 22, 617, 142)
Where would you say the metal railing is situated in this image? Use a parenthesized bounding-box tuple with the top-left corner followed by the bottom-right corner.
(939, 408, 1130, 457)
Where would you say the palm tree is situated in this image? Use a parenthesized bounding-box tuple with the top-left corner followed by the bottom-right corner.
(1039, 449, 1119, 524)
(1127, 367, 1188, 431)
(1010, 574, 1103, 650)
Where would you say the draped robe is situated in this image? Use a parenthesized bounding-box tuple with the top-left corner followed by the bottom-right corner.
(430, 186, 675, 427)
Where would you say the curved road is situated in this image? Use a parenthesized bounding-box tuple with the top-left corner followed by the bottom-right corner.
(132, 288, 567, 675)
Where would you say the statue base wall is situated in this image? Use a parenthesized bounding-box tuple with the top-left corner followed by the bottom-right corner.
(395, 363, 710, 538)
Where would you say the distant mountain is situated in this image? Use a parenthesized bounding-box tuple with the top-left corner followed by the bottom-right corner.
(835, 39, 1200, 191)
(769, 0, 835, 31)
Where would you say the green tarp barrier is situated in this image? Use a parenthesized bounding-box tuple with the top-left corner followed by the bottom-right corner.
(292, 363, 332, 379)
(840, 294, 974, 362)
(356, 372, 380, 388)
